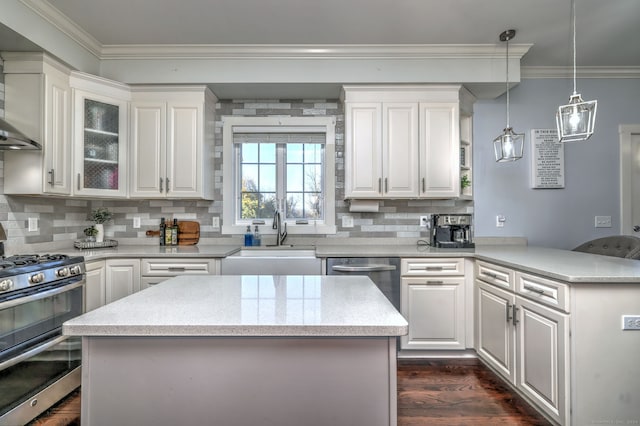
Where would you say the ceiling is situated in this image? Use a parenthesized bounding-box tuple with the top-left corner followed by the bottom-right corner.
(1, 0, 639, 99)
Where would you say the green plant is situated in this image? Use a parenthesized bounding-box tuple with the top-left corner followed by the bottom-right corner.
(89, 207, 112, 224)
(461, 175, 471, 189)
(84, 226, 98, 237)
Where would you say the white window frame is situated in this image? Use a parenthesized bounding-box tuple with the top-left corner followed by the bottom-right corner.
(222, 116, 336, 235)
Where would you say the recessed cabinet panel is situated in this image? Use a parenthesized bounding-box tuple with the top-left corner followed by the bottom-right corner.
(345, 103, 382, 197)
(168, 104, 201, 196)
(419, 103, 458, 197)
(130, 103, 165, 195)
(45, 72, 72, 194)
(384, 103, 419, 197)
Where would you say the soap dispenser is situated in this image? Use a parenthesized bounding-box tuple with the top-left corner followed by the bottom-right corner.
(244, 225, 253, 247)
(253, 225, 261, 246)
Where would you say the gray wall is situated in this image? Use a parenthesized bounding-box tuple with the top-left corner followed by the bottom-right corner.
(474, 78, 640, 249)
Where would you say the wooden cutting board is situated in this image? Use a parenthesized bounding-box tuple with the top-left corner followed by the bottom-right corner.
(178, 221, 200, 245)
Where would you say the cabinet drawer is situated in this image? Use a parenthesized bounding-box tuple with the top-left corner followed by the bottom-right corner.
(515, 272, 569, 313)
(141, 258, 217, 276)
(475, 260, 514, 291)
(402, 258, 464, 276)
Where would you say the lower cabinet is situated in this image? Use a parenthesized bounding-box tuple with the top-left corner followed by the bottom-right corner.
(85, 260, 106, 312)
(140, 258, 218, 289)
(105, 259, 141, 304)
(475, 261, 569, 425)
(400, 258, 466, 350)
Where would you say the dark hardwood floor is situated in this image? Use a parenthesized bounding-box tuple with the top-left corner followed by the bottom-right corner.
(31, 359, 550, 425)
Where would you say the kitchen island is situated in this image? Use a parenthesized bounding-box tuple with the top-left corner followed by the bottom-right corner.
(63, 275, 408, 426)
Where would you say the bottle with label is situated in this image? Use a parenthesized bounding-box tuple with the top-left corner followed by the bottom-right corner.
(253, 226, 261, 246)
(159, 218, 166, 246)
(172, 219, 179, 246)
(244, 226, 253, 247)
(165, 220, 173, 246)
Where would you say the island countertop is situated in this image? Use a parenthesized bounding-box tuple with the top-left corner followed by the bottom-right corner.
(63, 275, 408, 337)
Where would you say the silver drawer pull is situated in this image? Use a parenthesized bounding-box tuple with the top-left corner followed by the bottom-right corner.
(167, 267, 187, 272)
(426, 280, 444, 285)
(484, 272, 498, 279)
(523, 285, 547, 295)
(425, 266, 443, 271)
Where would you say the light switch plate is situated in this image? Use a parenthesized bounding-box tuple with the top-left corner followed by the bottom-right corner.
(342, 215, 354, 228)
(28, 217, 38, 232)
(133, 217, 141, 229)
(212, 217, 220, 229)
(622, 315, 640, 330)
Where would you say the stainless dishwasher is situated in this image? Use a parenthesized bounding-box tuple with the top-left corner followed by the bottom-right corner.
(326, 258, 401, 310)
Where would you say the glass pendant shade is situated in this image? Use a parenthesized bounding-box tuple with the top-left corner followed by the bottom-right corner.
(556, 93, 597, 142)
(493, 127, 524, 162)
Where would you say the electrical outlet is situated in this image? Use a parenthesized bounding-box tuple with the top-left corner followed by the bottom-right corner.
(212, 217, 220, 229)
(595, 216, 612, 228)
(342, 215, 354, 228)
(622, 315, 640, 330)
(419, 215, 430, 227)
(28, 217, 38, 232)
(133, 217, 141, 229)
(496, 215, 506, 228)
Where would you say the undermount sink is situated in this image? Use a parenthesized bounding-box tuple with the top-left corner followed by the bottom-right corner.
(220, 246, 321, 275)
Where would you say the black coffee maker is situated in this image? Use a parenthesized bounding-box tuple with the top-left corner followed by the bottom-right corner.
(430, 214, 474, 248)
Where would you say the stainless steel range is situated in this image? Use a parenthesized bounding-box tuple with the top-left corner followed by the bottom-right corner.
(0, 254, 85, 425)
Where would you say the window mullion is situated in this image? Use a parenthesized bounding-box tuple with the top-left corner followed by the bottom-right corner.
(276, 144, 286, 215)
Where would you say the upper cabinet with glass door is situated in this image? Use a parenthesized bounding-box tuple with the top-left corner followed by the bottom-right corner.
(70, 72, 130, 198)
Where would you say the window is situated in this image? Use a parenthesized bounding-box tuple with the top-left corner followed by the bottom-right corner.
(223, 117, 336, 235)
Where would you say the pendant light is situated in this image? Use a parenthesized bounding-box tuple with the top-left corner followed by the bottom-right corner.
(493, 29, 524, 162)
(556, 0, 597, 142)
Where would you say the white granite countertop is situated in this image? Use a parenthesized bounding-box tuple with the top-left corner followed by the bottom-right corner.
(63, 275, 409, 337)
(67, 244, 240, 261)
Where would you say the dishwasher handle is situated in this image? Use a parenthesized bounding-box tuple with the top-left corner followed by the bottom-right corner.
(331, 264, 397, 273)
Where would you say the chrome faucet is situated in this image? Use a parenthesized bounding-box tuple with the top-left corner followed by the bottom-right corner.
(272, 210, 288, 246)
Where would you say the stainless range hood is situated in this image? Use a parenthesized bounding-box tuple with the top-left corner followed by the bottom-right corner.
(0, 117, 41, 150)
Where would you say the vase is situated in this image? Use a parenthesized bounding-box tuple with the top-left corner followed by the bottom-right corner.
(95, 224, 104, 243)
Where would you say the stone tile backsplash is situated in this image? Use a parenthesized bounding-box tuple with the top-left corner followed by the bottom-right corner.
(0, 78, 473, 251)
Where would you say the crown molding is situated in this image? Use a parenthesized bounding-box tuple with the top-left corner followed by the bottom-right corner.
(99, 43, 533, 60)
(522, 66, 640, 79)
(19, 0, 102, 58)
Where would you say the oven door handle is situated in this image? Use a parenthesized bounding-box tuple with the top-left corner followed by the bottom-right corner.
(0, 334, 68, 373)
(331, 265, 396, 272)
(0, 279, 85, 310)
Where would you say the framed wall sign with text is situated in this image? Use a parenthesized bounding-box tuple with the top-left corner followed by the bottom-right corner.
(530, 129, 564, 189)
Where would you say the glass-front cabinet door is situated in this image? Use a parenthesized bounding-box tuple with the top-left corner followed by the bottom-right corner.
(71, 73, 130, 197)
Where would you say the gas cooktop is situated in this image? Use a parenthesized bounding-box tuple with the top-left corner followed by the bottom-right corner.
(0, 254, 85, 295)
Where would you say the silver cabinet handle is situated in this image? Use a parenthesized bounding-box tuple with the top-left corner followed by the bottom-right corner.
(48, 169, 55, 186)
(425, 280, 444, 285)
(506, 302, 513, 323)
(484, 272, 498, 279)
(332, 265, 396, 272)
(166, 177, 170, 193)
(378, 178, 382, 194)
(77, 173, 81, 191)
(159, 178, 163, 193)
(384, 177, 388, 193)
(422, 177, 426, 193)
(167, 267, 186, 272)
(512, 304, 519, 326)
(425, 266, 443, 271)
(523, 285, 546, 295)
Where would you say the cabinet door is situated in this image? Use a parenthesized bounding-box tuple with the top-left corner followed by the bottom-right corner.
(130, 101, 166, 197)
(401, 277, 465, 350)
(74, 90, 128, 197)
(419, 103, 459, 198)
(516, 296, 569, 425)
(476, 280, 516, 384)
(43, 70, 72, 194)
(344, 103, 383, 198)
(105, 259, 141, 304)
(85, 260, 106, 312)
(167, 101, 202, 197)
(383, 103, 419, 197)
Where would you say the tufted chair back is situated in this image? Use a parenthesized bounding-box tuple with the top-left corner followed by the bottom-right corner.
(572, 235, 640, 259)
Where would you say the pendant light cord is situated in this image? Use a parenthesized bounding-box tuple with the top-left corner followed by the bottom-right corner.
(506, 34, 510, 128)
(572, 0, 577, 95)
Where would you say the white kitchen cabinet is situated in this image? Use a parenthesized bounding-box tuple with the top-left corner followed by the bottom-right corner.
(3, 53, 73, 195)
(85, 260, 106, 312)
(105, 259, 141, 304)
(342, 85, 474, 199)
(475, 261, 569, 425)
(129, 86, 217, 200)
(400, 258, 466, 350)
(70, 72, 130, 198)
(140, 258, 219, 289)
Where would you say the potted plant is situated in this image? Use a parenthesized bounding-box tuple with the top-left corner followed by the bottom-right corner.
(461, 175, 471, 193)
(89, 207, 112, 242)
(83, 226, 98, 242)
